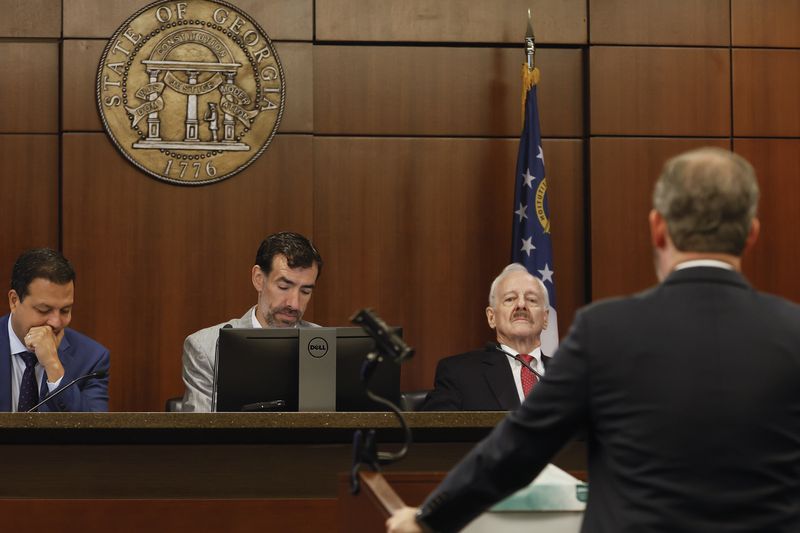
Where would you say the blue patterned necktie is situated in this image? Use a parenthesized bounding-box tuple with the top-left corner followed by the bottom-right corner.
(17, 352, 40, 412)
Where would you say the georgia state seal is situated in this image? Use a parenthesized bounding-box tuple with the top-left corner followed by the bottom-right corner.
(96, 0, 284, 185)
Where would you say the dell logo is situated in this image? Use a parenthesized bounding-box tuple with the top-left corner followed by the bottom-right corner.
(308, 337, 329, 358)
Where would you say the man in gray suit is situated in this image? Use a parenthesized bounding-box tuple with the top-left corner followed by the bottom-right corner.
(181, 232, 323, 412)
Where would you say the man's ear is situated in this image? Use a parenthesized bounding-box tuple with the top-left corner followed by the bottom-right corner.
(8, 290, 19, 312)
(744, 217, 760, 254)
(485, 306, 496, 329)
(649, 209, 668, 250)
(251, 265, 264, 291)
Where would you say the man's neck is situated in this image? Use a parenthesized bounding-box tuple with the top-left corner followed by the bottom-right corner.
(498, 337, 541, 355)
(668, 251, 741, 273)
(657, 249, 742, 280)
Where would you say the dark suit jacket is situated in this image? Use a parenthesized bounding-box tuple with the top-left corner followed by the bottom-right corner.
(0, 314, 110, 412)
(419, 267, 800, 532)
(421, 347, 552, 411)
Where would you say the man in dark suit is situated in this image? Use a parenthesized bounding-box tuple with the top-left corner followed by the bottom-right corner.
(388, 147, 800, 533)
(421, 264, 552, 411)
(1, 248, 109, 412)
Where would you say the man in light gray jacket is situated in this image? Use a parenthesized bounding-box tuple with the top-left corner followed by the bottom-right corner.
(181, 232, 323, 411)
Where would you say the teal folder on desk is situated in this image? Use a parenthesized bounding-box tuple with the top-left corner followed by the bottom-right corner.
(491, 464, 588, 512)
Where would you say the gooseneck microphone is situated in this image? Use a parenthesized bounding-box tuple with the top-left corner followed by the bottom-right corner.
(26, 370, 108, 412)
(485, 342, 544, 380)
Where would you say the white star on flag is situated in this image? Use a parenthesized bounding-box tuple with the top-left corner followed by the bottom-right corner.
(520, 237, 535, 256)
(515, 203, 528, 222)
(536, 145, 544, 164)
(538, 263, 554, 284)
(522, 169, 535, 189)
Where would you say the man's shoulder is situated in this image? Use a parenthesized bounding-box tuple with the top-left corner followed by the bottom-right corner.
(576, 285, 660, 318)
(63, 327, 108, 354)
(185, 310, 252, 343)
(750, 290, 800, 325)
(576, 276, 800, 327)
(186, 320, 231, 342)
(438, 348, 494, 368)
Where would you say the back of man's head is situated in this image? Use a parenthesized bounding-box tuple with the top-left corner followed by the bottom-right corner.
(255, 231, 323, 276)
(653, 147, 759, 256)
(11, 248, 76, 301)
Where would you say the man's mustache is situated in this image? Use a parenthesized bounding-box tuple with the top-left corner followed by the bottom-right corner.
(274, 306, 299, 317)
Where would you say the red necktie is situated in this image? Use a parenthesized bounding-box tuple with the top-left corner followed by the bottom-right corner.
(519, 354, 538, 397)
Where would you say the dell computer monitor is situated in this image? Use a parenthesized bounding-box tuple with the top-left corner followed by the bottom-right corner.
(214, 327, 401, 412)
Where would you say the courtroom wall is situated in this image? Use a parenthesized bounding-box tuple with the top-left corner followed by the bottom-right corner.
(1, 0, 798, 411)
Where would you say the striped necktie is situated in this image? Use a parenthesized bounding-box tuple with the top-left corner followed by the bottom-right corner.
(17, 352, 40, 412)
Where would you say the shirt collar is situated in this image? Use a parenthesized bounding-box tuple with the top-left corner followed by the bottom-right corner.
(7, 314, 27, 356)
(674, 259, 734, 271)
(500, 343, 542, 360)
(250, 307, 262, 328)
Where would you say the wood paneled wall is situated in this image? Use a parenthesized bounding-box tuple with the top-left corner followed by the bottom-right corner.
(1, 0, 797, 411)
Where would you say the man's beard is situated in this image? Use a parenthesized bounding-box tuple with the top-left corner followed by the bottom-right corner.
(266, 306, 301, 327)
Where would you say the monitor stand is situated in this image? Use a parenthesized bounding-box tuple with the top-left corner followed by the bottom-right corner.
(299, 328, 337, 411)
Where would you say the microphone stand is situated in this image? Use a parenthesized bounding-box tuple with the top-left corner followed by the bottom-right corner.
(487, 342, 544, 380)
(26, 370, 107, 412)
(349, 309, 415, 495)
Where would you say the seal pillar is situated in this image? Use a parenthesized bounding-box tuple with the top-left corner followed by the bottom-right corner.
(146, 69, 162, 140)
(185, 70, 200, 141)
(223, 71, 237, 142)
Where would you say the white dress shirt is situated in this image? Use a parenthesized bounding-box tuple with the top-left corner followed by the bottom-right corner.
(501, 343, 545, 403)
(7, 316, 61, 412)
(674, 259, 734, 271)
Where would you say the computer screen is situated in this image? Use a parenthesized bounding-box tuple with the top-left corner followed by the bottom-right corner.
(214, 327, 401, 412)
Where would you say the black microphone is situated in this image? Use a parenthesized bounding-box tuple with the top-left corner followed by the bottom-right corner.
(211, 323, 234, 412)
(241, 399, 286, 412)
(26, 370, 108, 412)
(485, 342, 544, 380)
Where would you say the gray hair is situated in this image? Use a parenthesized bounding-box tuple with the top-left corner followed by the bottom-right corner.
(653, 147, 759, 256)
(488, 263, 550, 309)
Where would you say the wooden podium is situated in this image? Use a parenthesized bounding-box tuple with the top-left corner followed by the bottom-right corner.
(0, 412, 586, 532)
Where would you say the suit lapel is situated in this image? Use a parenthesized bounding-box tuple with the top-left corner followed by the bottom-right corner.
(0, 315, 12, 411)
(482, 350, 520, 410)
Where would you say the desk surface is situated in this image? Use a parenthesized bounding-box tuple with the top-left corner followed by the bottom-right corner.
(0, 411, 505, 444)
(0, 411, 505, 429)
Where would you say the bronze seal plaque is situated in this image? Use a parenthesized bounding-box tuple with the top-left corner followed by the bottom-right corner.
(96, 0, 284, 185)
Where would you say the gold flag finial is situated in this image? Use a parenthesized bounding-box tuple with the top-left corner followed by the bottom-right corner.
(522, 9, 540, 122)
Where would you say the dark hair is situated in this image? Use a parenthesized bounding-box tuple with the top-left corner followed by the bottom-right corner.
(11, 248, 76, 301)
(255, 232, 323, 277)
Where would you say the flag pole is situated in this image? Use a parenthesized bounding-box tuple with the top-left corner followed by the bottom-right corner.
(526, 8, 536, 70)
(522, 9, 540, 123)
(512, 9, 559, 354)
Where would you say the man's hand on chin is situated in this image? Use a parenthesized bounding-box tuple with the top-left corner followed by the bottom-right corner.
(25, 325, 65, 382)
